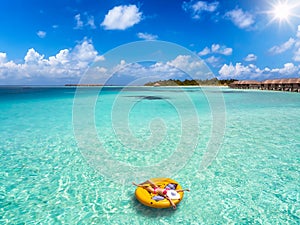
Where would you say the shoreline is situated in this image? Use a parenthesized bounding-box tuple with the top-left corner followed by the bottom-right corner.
(0, 85, 229, 88)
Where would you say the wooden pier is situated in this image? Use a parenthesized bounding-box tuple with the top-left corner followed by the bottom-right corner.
(229, 78, 300, 92)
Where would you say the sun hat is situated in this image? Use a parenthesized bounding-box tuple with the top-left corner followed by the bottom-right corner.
(166, 190, 180, 200)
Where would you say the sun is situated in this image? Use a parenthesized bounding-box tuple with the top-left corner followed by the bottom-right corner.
(265, 0, 300, 26)
(272, 1, 292, 22)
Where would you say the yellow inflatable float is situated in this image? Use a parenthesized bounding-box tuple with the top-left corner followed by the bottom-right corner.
(134, 177, 184, 208)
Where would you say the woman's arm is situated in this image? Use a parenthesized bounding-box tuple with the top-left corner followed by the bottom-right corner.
(176, 189, 190, 193)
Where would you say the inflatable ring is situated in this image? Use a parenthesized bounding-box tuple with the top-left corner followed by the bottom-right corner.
(135, 178, 184, 208)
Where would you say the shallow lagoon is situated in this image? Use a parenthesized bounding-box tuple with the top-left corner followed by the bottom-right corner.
(0, 86, 299, 224)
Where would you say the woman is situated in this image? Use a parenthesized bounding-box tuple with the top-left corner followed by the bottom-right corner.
(132, 179, 190, 209)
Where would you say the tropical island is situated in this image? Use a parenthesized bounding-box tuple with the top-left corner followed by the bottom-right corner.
(144, 78, 237, 86)
(144, 78, 300, 93)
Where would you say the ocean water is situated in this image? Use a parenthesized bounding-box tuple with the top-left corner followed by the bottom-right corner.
(0, 86, 299, 224)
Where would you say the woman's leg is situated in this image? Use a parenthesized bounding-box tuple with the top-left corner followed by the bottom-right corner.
(132, 180, 157, 194)
(132, 179, 158, 188)
(166, 196, 176, 209)
(145, 179, 157, 188)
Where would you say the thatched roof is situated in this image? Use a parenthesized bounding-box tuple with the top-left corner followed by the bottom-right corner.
(262, 78, 300, 84)
(285, 78, 300, 84)
(244, 80, 261, 85)
(262, 79, 276, 84)
(230, 78, 300, 86)
(231, 80, 261, 85)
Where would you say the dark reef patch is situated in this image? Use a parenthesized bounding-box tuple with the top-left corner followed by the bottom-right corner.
(125, 95, 168, 100)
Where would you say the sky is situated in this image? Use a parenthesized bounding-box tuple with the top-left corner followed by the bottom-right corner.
(1, 0, 300, 85)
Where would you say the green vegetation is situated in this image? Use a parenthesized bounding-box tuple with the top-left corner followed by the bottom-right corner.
(144, 78, 237, 86)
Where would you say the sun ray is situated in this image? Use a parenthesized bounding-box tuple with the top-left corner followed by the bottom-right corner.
(263, 0, 300, 28)
(272, 1, 291, 22)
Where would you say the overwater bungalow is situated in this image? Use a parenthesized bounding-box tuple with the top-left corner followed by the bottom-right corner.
(229, 80, 261, 89)
(229, 78, 300, 92)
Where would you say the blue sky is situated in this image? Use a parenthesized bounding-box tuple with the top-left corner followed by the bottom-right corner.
(1, 0, 300, 84)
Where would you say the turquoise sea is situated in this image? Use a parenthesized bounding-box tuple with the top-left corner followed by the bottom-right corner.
(0, 86, 299, 224)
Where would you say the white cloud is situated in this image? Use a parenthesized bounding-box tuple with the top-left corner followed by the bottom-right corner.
(205, 56, 222, 68)
(293, 25, 300, 61)
(205, 56, 219, 63)
(24, 48, 44, 64)
(244, 53, 257, 62)
(87, 15, 96, 29)
(101, 5, 142, 30)
(211, 44, 232, 55)
(183, 1, 219, 19)
(270, 63, 298, 75)
(297, 25, 300, 38)
(198, 47, 210, 56)
(74, 13, 96, 29)
(219, 62, 251, 79)
(268, 25, 300, 61)
(0, 51, 212, 84)
(74, 14, 84, 29)
(0, 52, 7, 63)
(110, 61, 184, 82)
(198, 44, 232, 56)
(108, 54, 212, 84)
(192, 1, 219, 13)
(72, 40, 100, 63)
(0, 39, 104, 84)
(137, 32, 158, 40)
(269, 38, 295, 54)
(293, 48, 300, 61)
(218, 62, 300, 80)
(37, 31, 46, 38)
(225, 8, 255, 29)
(167, 55, 203, 71)
(221, 48, 233, 56)
(167, 54, 211, 78)
(211, 44, 220, 53)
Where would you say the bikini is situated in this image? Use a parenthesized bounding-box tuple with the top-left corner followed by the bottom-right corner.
(153, 187, 170, 195)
